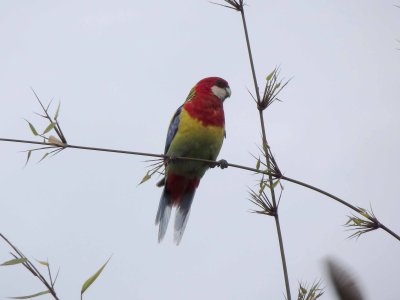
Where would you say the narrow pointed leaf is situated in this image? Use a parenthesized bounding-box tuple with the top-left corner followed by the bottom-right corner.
(272, 179, 280, 189)
(8, 290, 50, 299)
(81, 257, 111, 295)
(25, 150, 32, 167)
(54, 102, 61, 120)
(1, 257, 28, 266)
(259, 182, 267, 194)
(38, 152, 49, 163)
(345, 218, 352, 225)
(255, 158, 260, 170)
(266, 70, 275, 81)
(26, 121, 38, 136)
(45, 98, 54, 113)
(35, 259, 49, 267)
(139, 172, 151, 185)
(42, 122, 55, 134)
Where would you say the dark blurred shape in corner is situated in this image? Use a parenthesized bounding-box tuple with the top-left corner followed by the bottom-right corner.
(325, 258, 364, 300)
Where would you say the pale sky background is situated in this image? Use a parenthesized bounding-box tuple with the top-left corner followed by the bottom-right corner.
(1, 1, 399, 299)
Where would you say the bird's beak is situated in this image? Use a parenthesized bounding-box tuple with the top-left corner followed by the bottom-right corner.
(225, 87, 231, 100)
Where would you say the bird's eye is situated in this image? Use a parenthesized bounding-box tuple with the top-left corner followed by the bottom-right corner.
(215, 79, 227, 88)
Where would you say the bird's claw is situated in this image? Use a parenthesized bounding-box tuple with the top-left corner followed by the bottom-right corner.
(218, 159, 228, 169)
(210, 159, 228, 169)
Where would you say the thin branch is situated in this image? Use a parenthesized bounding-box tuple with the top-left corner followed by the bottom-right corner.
(0, 137, 277, 175)
(1, 136, 399, 242)
(281, 175, 400, 241)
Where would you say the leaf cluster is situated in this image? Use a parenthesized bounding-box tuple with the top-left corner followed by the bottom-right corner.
(344, 207, 379, 239)
(0, 233, 59, 299)
(210, 0, 244, 11)
(259, 68, 291, 111)
(0, 233, 111, 300)
(296, 281, 324, 300)
(248, 174, 283, 216)
(24, 90, 67, 165)
(139, 159, 165, 185)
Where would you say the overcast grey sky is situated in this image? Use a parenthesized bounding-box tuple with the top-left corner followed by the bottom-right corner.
(1, 1, 400, 299)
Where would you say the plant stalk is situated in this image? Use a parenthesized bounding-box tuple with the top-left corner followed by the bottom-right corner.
(239, 5, 292, 300)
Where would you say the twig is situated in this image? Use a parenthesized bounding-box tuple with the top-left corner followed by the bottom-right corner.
(0, 233, 59, 300)
(281, 175, 400, 241)
(0, 137, 277, 175)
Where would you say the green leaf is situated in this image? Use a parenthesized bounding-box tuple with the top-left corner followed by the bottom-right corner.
(255, 158, 260, 170)
(357, 208, 369, 218)
(266, 70, 275, 81)
(272, 179, 280, 189)
(139, 171, 151, 185)
(8, 290, 50, 299)
(25, 150, 32, 167)
(42, 122, 55, 134)
(54, 102, 61, 120)
(38, 152, 49, 163)
(259, 182, 267, 194)
(1, 257, 28, 266)
(26, 120, 38, 136)
(81, 257, 111, 296)
(35, 259, 49, 267)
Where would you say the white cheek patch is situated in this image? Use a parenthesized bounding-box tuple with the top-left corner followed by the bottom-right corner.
(211, 85, 227, 100)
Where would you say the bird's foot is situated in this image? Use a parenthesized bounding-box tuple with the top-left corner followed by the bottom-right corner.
(217, 159, 228, 169)
(209, 160, 217, 168)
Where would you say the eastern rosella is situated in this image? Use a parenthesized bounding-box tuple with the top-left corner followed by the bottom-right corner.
(156, 77, 231, 244)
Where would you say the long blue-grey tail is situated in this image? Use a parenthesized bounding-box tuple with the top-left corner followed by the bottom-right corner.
(174, 189, 196, 245)
(155, 188, 196, 245)
(155, 188, 172, 243)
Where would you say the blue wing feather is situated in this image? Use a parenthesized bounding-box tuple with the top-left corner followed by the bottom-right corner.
(164, 105, 182, 154)
(156, 105, 182, 240)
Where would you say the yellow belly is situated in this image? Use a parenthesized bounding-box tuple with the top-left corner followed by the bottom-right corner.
(166, 108, 224, 177)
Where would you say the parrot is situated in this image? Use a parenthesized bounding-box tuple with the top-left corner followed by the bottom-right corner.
(155, 77, 231, 245)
